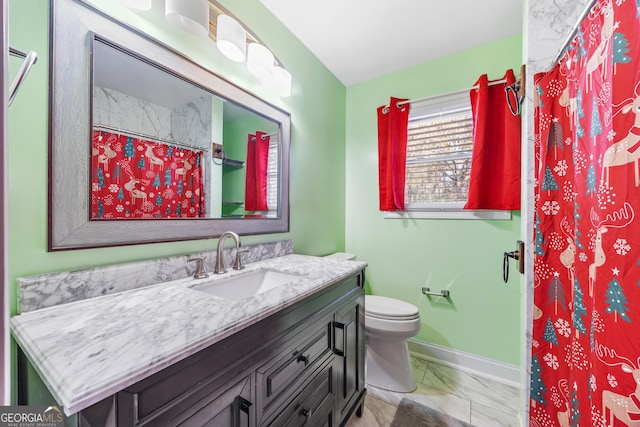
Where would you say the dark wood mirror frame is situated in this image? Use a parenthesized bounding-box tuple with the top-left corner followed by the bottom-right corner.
(49, 0, 290, 250)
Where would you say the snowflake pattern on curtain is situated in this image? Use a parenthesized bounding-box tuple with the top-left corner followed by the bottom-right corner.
(91, 130, 205, 219)
(532, 0, 640, 426)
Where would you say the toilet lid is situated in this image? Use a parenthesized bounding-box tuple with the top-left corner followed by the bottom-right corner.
(365, 295, 419, 320)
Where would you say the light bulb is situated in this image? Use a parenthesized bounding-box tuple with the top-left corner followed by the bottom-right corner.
(216, 15, 247, 62)
(165, 0, 209, 37)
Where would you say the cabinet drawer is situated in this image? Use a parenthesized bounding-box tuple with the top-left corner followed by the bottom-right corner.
(267, 359, 334, 427)
(257, 320, 331, 409)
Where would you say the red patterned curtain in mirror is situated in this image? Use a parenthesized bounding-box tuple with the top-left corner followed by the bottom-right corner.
(91, 130, 205, 219)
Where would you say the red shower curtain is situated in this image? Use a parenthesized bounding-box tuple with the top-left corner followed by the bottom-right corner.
(245, 131, 269, 211)
(465, 69, 521, 210)
(531, 1, 640, 425)
(377, 97, 409, 211)
(91, 130, 205, 219)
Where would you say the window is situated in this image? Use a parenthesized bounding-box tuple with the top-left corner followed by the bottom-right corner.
(405, 91, 473, 209)
(266, 135, 278, 217)
(387, 90, 510, 220)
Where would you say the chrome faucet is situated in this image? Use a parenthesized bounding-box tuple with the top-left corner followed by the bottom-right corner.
(214, 231, 247, 274)
(187, 256, 209, 279)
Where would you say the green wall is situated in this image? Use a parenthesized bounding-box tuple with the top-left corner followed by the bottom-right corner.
(7, 3, 346, 311)
(345, 35, 523, 365)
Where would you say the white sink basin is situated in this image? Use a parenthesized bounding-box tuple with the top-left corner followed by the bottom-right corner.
(190, 269, 304, 301)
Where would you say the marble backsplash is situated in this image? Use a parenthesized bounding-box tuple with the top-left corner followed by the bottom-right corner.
(17, 240, 294, 313)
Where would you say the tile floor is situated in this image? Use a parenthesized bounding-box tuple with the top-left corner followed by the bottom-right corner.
(347, 355, 521, 427)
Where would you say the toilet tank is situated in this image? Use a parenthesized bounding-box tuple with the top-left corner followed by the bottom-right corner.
(323, 252, 356, 261)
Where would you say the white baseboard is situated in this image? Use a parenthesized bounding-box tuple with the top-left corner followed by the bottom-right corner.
(408, 338, 521, 387)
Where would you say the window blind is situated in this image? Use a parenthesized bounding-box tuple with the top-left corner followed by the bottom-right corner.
(266, 136, 278, 215)
(405, 92, 473, 206)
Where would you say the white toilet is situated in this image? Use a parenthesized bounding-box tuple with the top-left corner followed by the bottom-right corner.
(364, 295, 421, 392)
(322, 253, 421, 392)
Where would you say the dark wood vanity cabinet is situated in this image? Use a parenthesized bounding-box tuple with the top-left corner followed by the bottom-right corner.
(333, 294, 365, 423)
(52, 269, 366, 427)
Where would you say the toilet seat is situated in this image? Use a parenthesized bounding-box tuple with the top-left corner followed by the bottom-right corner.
(365, 295, 419, 321)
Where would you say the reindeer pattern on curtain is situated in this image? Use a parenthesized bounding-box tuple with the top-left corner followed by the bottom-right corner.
(532, 0, 640, 426)
(91, 130, 205, 219)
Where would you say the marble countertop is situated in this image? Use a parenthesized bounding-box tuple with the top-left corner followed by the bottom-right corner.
(11, 254, 366, 416)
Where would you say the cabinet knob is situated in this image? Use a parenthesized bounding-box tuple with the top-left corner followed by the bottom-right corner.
(296, 354, 309, 366)
(299, 408, 310, 418)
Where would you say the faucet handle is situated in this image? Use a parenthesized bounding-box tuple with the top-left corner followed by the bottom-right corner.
(233, 247, 249, 271)
(188, 256, 209, 279)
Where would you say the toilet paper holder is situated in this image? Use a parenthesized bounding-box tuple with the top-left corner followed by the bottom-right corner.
(421, 287, 450, 298)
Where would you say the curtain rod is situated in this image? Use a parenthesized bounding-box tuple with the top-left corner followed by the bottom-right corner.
(549, 0, 597, 67)
(93, 124, 208, 152)
(251, 131, 278, 140)
(383, 79, 508, 111)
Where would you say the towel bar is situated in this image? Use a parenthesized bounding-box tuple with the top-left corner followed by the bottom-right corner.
(9, 46, 38, 106)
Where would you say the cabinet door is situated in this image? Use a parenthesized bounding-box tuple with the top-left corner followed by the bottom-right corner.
(175, 376, 253, 427)
(117, 374, 254, 427)
(332, 294, 365, 423)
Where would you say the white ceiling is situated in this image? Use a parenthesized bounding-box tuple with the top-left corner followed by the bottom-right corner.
(259, 0, 523, 86)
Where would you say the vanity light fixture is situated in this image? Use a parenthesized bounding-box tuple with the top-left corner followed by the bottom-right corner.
(119, 0, 152, 10)
(270, 65, 292, 97)
(216, 15, 247, 62)
(165, 0, 209, 37)
(212, 2, 293, 96)
(246, 43, 274, 82)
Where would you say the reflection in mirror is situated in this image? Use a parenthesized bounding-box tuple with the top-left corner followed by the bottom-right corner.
(90, 37, 279, 220)
(49, 0, 290, 250)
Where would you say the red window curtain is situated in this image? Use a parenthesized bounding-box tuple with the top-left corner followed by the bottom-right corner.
(464, 69, 521, 210)
(531, 0, 640, 425)
(245, 131, 269, 211)
(377, 97, 409, 211)
(91, 130, 205, 219)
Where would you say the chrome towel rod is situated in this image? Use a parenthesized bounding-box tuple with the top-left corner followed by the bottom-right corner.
(9, 46, 27, 59)
(9, 45, 38, 106)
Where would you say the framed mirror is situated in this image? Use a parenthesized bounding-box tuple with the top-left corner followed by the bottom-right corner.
(49, 0, 290, 250)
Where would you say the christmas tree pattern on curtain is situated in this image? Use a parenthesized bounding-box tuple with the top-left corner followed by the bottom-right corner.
(91, 130, 205, 219)
(531, 0, 640, 425)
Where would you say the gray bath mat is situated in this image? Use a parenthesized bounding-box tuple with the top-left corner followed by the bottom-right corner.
(390, 398, 474, 427)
